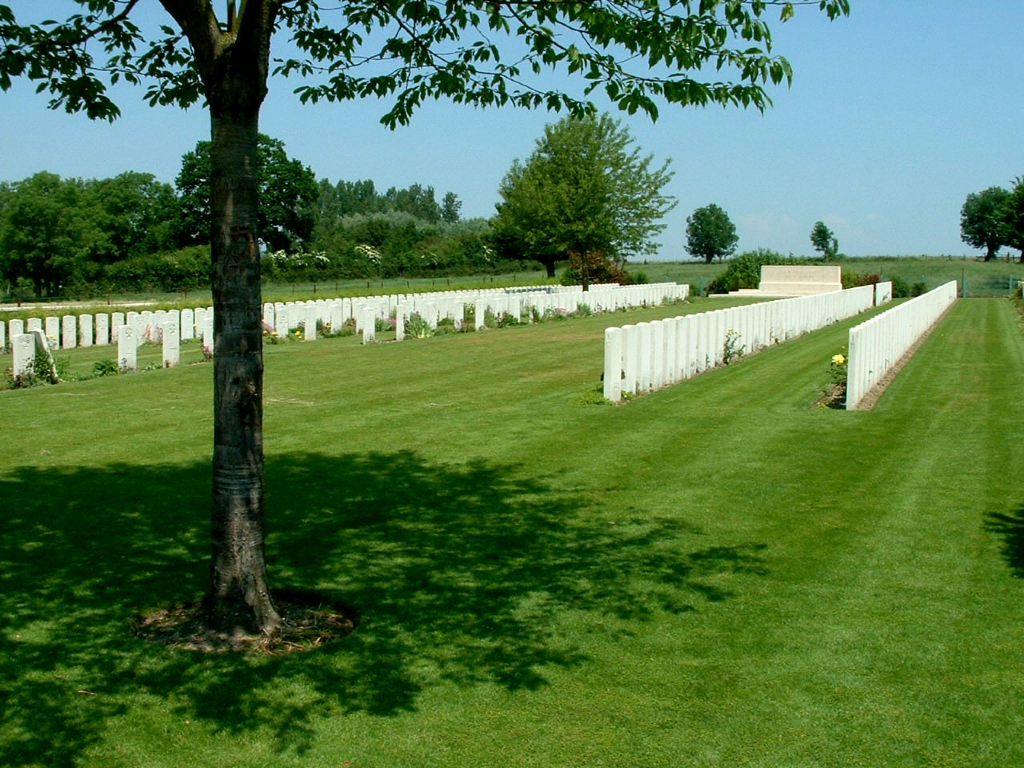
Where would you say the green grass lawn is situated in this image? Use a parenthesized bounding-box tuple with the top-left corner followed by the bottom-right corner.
(2, 296, 1023, 767)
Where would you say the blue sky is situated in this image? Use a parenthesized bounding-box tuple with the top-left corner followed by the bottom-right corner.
(3, 2, 1022, 260)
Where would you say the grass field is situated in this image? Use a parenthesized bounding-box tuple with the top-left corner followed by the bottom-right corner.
(2, 295, 1024, 767)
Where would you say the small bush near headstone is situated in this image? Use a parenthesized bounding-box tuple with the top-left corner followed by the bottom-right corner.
(93, 358, 120, 377)
(405, 313, 433, 339)
(911, 281, 928, 297)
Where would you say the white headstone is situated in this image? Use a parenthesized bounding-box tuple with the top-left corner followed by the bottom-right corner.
(395, 304, 407, 342)
(62, 315, 77, 349)
(79, 314, 94, 347)
(9, 319, 25, 341)
(305, 303, 318, 341)
(203, 317, 214, 354)
(162, 320, 180, 367)
(603, 327, 623, 402)
(474, 299, 486, 331)
(361, 306, 376, 343)
(12, 333, 35, 377)
(45, 316, 59, 348)
(181, 308, 195, 340)
(0, 320, 5, 353)
(27, 317, 42, 334)
(95, 313, 109, 346)
(141, 310, 156, 342)
(119, 325, 138, 370)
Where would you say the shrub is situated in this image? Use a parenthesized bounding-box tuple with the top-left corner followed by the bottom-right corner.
(706, 249, 793, 294)
(405, 313, 433, 339)
(559, 250, 631, 286)
(889, 276, 910, 298)
(93, 358, 120, 377)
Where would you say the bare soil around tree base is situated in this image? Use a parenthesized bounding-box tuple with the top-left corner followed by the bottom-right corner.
(132, 590, 359, 653)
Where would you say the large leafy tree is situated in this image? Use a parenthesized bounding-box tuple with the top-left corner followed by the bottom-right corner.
(176, 133, 318, 252)
(809, 220, 838, 260)
(0, 0, 849, 637)
(0, 171, 179, 296)
(960, 186, 1009, 261)
(1000, 176, 1024, 263)
(492, 112, 675, 280)
(685, 203, 739, 263)
(0, 172, 115, 297)
(90, 171, 180, 262)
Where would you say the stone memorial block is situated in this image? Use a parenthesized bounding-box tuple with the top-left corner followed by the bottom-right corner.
(62, 315, 77, 349)
(12, 333, 35, 377)
(27, 317, 43, 334)
(474, 299, 486, 331)
(45, 316, 60, 348)
(111, 313, 125, 339)
(0, 320, 5, 353)
(162, 321, 180, 367)
(119, 325, 138, 370)
(262, 303, 275, 331)
(80, 314, 94, 347)
(10, 318, 25, 339)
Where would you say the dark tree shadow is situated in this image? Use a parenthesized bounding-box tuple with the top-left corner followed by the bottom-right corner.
(985, 505, 1024, 578)
(0, 451, 767, 764)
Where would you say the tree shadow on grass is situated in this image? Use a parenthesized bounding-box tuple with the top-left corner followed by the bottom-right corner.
(985, 505, 1024, 579)
(0, 451, 767, 764)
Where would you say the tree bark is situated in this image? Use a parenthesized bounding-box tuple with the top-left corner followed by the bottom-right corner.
(160, 0, 282, 636)
(206, 112, 281, 636)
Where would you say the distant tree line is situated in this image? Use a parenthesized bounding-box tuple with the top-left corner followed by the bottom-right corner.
(1, 117, 688, 299)
(0, 135, 531, 299)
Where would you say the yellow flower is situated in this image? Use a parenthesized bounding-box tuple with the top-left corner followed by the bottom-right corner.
(832, 354, 846, 366)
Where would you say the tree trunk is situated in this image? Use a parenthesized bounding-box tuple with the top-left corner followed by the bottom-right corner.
(205, 113, 280, 636)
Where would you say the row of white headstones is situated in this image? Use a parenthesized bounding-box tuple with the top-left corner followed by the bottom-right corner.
(603, 282, 895, 403)
(4, 282, 690, 377)
(845, 280, 957, 409)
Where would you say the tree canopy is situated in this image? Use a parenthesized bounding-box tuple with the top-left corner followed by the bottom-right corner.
(810, 220, 838, 260)
(0, 0, 851, 639)
(176, 134, 318, 252)
(961, 186, 1010, 261)
(1000, 176, 1024, 263)
(492, 112, 675, 278)
(685, 203, 738, 263)
(0, 171, 179, 297)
